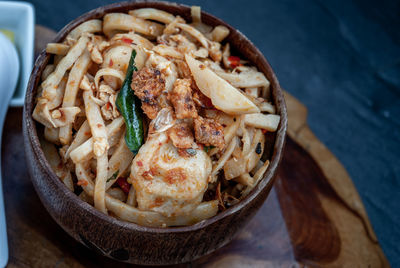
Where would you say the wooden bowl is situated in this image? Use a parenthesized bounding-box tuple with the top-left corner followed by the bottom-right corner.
(23, 1, 287, 265)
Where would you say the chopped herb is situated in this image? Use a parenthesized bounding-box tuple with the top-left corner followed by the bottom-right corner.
(186, 148, 197, 156)
(204, 145, 215, 153)
(121, 37, 133, 44)
(255, 142, 262, 154)
(107, 170, 119, 182)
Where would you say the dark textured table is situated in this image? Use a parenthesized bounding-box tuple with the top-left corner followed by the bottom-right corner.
(13, 0, 400, 266)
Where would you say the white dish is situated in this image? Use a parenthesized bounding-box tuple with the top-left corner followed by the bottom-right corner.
(0, 31, 20, 268)
(0, 1, 35, 107)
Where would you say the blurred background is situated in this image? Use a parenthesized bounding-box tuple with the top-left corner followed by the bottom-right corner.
(7, 0, 400, 266)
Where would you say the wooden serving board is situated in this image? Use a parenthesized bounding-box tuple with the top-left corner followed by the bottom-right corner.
(1, 26, 389, 267)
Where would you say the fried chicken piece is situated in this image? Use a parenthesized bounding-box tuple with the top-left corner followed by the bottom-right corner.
(131, 67, 165, 119)
(194, 116, 225, 149)
(167, 122, 194, 149)
(172, 66, 213, 109)
(141, 103, 160, 120)
(130, 132, 212, 217)
(168, 79, 198, 119)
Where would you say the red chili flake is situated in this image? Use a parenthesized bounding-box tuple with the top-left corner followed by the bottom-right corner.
(121, 37, 133, 44)
(106, 102, 111, 110)
(142, 171, 153, 181)
(228, 56, 241, 68)
(116, 177, 130, 194)
(109, 59, 113, 67)
(97, 124, 103, 128)
(228, 56, 240, 61)
(84, 131, 91, 136)
(137, 161, 143, 167)
(262, 129, 268, 134)
(77, 180, 88, 186)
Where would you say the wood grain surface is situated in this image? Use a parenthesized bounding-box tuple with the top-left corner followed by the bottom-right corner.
(1, 25, 388, 267)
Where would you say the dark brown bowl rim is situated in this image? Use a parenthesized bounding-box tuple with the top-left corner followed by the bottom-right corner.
(25, 1, 287, 234)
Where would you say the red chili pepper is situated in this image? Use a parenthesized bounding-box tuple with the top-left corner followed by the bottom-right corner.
(121, 37, 133, 44)
(116, 177, 130, 194)
(228, 56, 240, 62)
(228, 56, 241, 68)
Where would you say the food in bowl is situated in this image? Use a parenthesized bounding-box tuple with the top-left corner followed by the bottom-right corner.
(32, 6, 280, 227)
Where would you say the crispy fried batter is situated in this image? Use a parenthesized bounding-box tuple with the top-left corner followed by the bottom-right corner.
(164, 167, 187, 184)
(194, 116, 225, 149)
(167, 122, 194, 149)
(173, 65, 212, 109)
(168, 79, 198, 119)
(141, 103, 160, 120)
(131, 67, 165, 119)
